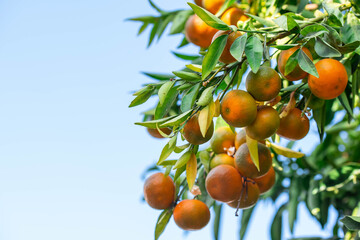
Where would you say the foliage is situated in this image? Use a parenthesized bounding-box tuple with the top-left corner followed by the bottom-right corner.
(129, 0, 360, 239)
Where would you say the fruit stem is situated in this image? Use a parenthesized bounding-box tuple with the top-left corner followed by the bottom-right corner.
(219, 60, 246, 101)
(302, 94, 313, 116)
(203, 65, 226, 87)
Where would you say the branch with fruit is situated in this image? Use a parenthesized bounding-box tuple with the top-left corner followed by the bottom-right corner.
(129, 0, 360, 239)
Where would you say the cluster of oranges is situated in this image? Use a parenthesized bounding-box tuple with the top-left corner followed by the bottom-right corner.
(143, 0, 350, 233)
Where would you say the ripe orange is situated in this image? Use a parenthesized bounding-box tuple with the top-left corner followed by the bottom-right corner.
(308, 59, 348, 100)
(277, 46, 313, 81)
(235, 143, 272, 179)
(254, 167, 276, 194)
(185, 15, 218, 48)
(227, 181, 260, 209)
(211, 30, 243, 64)
(276, 108, 310, 140)
(147, 127, 172, 139)
(203, 0, 226, 14)
(220, 7, 248, 26)
(173, 199, 210, 230)
(143, 172, 175, 210)
(210, 153, 235, 169)
(183, 113, 214, 145)
(220, 90, 257, 128)
(205, 165, 243, 202)
(246, 66, 281, 101)
(246, 106, 280, 141)
(210, 126, 236, 154)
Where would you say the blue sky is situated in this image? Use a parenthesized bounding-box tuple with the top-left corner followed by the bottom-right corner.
(0, 0, 340, 239)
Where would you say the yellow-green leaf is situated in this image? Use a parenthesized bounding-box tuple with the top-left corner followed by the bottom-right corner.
(186, 153, 197, 190)
(174, 151, 192, 169)
(186, 64, 202, 72)
(246, 134, 260, 171)
(198, 101, 215, 137)
(270, 142, 305, 158)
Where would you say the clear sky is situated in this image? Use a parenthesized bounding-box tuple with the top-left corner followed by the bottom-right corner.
(0, 0, 339, 240)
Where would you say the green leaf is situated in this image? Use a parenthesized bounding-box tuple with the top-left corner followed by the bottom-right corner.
(323, 2, 344, 26)
(284, 48, 300, 76)
(297, 48, 319, 78)
(138, 22, 150, 35)
(188, 3, 230, 30)
(172, 51, 199, 61)
(181, 83, 201, 112)
(274, 14, 299, 31)
(230, 34, 247, 62)
(155, 87, 178, 119)
(135, 116, 174, 128)
(213, 203, 223, 240)
(340, 13, 360, 52)
(245, 13, 276, 27)
(269, 142, 305, 158)
(148, 20, 159, 47)
(337, 41, 360, 54)
(271, 204, 286, 240)
(142, 72, 175, 80)
(178, 36, 189, 48)
(172, 71, 201, 81)
(170, 10, 193, 35)
(129, 87, 154, 107)
(157, 15, 175, 40)
(297, 0, 307, 13)
(300, 24, 329, 38)
(155, 209, 173, 240)
(240, 207, 255, 240)
(202, 34, 228, 79)
(199, 150, 211, 173)
(197, 86, 215, 106)
(174, 151, 192, 169)
(288, 179, 299, 233)
(158, 81, 176, 105)
(160, 110, 192, 127)
(340, 216, 360, 231)
(270, 44, 298, 50)
(174, 165, 186, 181)
(314, 38, 341, 58)
(338, 92, 354, 120)
(312, 102, 326, 141)
(127, 15, 156, 22)
(158, 136, 177, 165)
(245, 36, 263, 74)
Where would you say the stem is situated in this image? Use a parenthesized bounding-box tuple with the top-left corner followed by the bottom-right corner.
(219, 59, 246, 101)
(203, 65, 226, 87)
(302, 94, 313, 115)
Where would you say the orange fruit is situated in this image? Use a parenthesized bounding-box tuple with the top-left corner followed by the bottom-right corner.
(254, 166, 276, 194)
(147, 127, 172, 139)
(211, 30, 243, 64)
(194, 0, 203, 7)
(235, 143, 272, 179)
(210, 126, 236, 154)
(183, 113, 214, 145)
(173, 199, 210, 230)
(203, 0, 226, 14)
(246, 66, 282, 101)
(205, 165, 243, 202)
(277, 46, 313, 81)
(143, 172, 175, 210)
(185, 15, 218, 48)
(308, 59, 348, 100)
(246, 106, 280, 141)
(220, 7, 248, 26)
(276, 108, 310, 140)
(210, 153, 235, 169)
(227, 181, 260, 209)
(220, 90, 257, 128)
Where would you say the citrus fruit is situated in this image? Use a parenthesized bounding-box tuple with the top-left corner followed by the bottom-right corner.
(185, 14, 218, 48)
(210, 126, 236, 154)
(211, 30, 243, 64)
(254, 166, 276, 194)
(276, 108, 310, 140)
(173, 199, 210, 230)
(183, 113, 214, 145)
(210, 154, 235, 169)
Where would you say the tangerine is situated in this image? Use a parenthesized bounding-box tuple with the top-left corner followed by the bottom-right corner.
(147, 127, 172, 139)
(183, 113, 214, 145)
(211, 30, 243, 64)
(246, 66, 281, 101)
(205, 165, 243, 202)
(173, 199, 210, 230)
(143, 172, 175, 210)
(220, 90, 257, 128)
(210, 126, 236, 154)
(308, 59, 348, 100)
(254, 166, 276, 194)
(276, 108, 310, 140)
(277, 46, 313, 81)
(245, 106, 280, 141)
(220, 7, 248, 26)
(185, 15, 218, 48)
(203, 0, 226, 14)
(235, 143, 272, 179)
(227, 181, 260, 209)
(210, 153, 235, 169)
